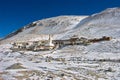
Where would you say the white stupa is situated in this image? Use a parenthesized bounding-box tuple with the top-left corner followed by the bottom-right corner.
(45, 35, 54, 49)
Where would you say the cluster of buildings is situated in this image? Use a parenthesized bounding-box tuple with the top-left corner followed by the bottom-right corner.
(11, 35, 55, 51)
(11, 35, 111, 51)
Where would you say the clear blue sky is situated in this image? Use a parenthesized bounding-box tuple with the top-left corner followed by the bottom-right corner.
(0, 0, 120, 38)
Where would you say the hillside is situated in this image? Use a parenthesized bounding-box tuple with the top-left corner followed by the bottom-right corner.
(65, 7, 120, 38)
(1, 8, 120, 44)
(1, 16, 88, 43)
(0, 8, 120, 80)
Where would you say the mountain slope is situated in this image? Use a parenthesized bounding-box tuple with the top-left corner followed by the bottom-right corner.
(1, 16, 88, 43)
(1, 8, 120, 44)
(68, 7, 120, 38)
(1, 8, 120, 80)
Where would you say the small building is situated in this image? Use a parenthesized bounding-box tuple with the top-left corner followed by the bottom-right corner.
(12, 42, 24, 49)
(33, 35, 55, 51)
(89, 36, 112, 43)
(44, 35, 55, 50)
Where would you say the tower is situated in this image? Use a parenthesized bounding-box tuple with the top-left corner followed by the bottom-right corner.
(49, 35, 51, 44)
(46, 35, 54, 49)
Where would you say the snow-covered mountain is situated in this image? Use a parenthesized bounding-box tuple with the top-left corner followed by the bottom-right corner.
(1, 7, 120, 44)
(1, 7, 120, 80)
(1, 16, 88, 43)
(70, 7, 120, 38)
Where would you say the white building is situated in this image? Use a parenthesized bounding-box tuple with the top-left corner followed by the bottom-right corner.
(44, 35, 55, 50)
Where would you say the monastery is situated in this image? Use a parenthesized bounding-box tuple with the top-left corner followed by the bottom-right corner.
(11, 35, 111, 51)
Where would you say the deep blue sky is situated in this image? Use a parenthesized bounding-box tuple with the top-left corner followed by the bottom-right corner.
(0, 0, 120, 38)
